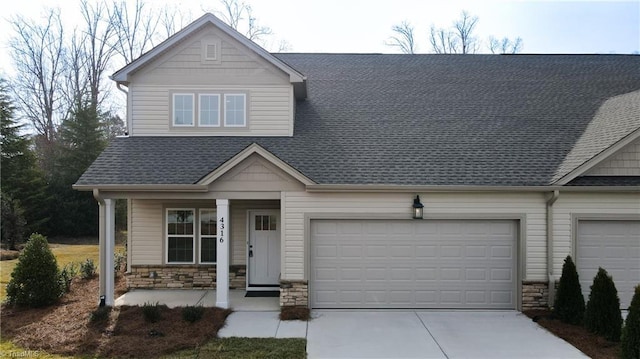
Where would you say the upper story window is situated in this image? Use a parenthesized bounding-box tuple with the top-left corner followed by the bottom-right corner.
(173, 94, 194, 126)
(224, 94, 246, 127)
(199, 94, 220, 127)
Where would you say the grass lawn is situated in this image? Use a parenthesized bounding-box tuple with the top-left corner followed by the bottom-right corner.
(0, 340, 73, 358)
(0, 244, 99, 301)
(164, 337, 307, 359)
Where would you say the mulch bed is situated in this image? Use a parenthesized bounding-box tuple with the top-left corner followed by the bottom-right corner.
(524, 309, 620, 359)
(1, 276, 232, 358)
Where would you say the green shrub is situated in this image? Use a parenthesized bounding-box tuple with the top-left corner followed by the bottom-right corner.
(59, 262, 79, 293)
(90, 306, 111, 324)
(80, 258, 97, 279)
(6, 233, 63, 307)
(182, 305, 205, 323)
(584, 267, 623, 341)
(142, 301, 162, 323)
(621, 285, 640, 359)
(553, 255, 585, 325)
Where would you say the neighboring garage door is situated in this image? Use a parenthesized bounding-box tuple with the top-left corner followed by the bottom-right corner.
(310, 219, 517, 309)
(577, 220, 640, 309)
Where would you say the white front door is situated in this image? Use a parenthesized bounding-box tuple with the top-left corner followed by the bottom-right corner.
(249, 211, 281, 286)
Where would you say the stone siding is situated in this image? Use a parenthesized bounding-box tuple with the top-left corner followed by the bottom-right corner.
(280, 280, 308, 307)
(522, 281, 549, 310)
(126, 265, 246, 289)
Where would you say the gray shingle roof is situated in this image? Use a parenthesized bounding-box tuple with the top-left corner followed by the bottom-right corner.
(77, 54, 640, 187)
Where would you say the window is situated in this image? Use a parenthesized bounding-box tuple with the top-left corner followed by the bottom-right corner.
(199, 94, 220, 126)
(173, 94, 194, 126)
(224, 94, 246, 127)
(255, 215, 277, 231)
(167, 209, 195, 263)
(200, 209, 217, 263)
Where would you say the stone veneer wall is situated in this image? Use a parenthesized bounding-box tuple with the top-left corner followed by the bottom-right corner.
(522, 281, 549, 310)
(280, 280, 308, 307)
(126, 265, 246, 289)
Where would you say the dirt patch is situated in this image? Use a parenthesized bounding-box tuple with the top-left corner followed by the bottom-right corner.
(0, 249, 20, 261)
(1, 276, 232, 358)
(280, 306, 311, 321)
(524, 309, 620, 359)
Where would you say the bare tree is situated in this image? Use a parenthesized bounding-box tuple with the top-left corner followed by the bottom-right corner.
(159, 4, 193, 39)
(9, 9, 66, 143)
(489, 36, 523, 54)
(430, 10, 479, 54)
(386, 21, 417, 54)
(110, 0, 160, 64)
(216, 0, 272, 43)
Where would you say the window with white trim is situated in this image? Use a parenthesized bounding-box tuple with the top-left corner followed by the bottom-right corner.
(200, 209, 217, 263)
(167, 209, 195, 263)
(173, 94, 194, 126)
(224, 94, 246, 127)
(199, 94, 220, 127)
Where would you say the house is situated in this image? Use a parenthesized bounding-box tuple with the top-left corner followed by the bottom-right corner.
(75, 13, 640, 311)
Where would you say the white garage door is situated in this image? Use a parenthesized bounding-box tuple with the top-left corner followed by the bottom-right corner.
(310, 219, 517, 309)
(577, 220, 640, 309)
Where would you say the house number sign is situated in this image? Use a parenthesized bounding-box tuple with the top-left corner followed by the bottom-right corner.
(219, 217, 225, 243)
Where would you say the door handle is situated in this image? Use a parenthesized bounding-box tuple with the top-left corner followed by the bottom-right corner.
(249, 245, 253, 257)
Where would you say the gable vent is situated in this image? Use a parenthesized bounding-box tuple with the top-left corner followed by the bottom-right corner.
(205, 44, 217, 60)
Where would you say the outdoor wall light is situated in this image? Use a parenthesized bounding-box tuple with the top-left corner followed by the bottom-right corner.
(412, 195, 424, 219)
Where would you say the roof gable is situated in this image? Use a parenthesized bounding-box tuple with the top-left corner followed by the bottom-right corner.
(111, 13, 306, 90)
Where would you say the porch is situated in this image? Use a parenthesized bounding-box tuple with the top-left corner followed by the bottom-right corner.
(115, 289, 279, 311)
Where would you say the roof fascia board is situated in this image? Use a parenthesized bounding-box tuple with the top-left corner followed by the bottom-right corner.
(197, 143, 315, 186)
(72, 184, 208, 192)
(305, 184, 640, 193)
(112, 13, 305, 84)
(554, 127, 640, 185)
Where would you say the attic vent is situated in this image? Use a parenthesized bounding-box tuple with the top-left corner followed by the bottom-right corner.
(205, 44, 217, 60)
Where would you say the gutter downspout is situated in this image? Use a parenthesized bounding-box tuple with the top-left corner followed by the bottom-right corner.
(115, 82, 129, 136)
(546, 190, 560, 308)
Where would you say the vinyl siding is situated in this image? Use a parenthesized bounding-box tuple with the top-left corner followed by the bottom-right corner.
(130, 199, 279, 266)
(552, 192, 640, 276)
(585, 138, 640, 176)
(282, 191, 547, 281)
(128, 24, 293, 136)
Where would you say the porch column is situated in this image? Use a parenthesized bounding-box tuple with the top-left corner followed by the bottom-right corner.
(216, 199, 230, 308)
(98, 198, 115, 306)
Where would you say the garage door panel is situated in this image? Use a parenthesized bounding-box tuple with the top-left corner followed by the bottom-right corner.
(311, 219, 517, 309)
(577, 220, 640, 309)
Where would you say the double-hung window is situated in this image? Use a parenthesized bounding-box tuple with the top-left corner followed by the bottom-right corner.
(224, 94, 246, 127)
(167, 209, 195, 263)
(199, 94, 220, 126)
(173, 94, 194, 126)
(200, 209, 217, 263)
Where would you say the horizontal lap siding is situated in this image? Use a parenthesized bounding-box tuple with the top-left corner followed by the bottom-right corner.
(131, 200, 163, 265)
(282, 192, 546, 281)
(552, 192, 640, 275)
(585, 139, 640, 176)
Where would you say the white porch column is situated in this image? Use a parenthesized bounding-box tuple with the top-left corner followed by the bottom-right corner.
(98, 198, 115, 306)
(216, 199, 230, 308)
(104, 199, 115, 306)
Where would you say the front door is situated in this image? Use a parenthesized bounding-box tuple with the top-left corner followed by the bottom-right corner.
(248, 211, 281, 287)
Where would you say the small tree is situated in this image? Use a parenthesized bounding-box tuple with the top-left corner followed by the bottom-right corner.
(553, 255, 585, 324)
(621, 285, 640, 359)
(6, 233, 63, 307)
(584, 267, 623, 341)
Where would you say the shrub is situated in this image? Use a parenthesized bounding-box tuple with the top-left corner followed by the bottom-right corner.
(182, 305, 205, 323)
(80, 258, 97, 279)
(584, 267, 623, 341)
(59, 262, 79, 293)
(90, 306, 111, 324)
(142, 302, 162, 323)
(114, 248, 127, 273)
(6, 233, 63, 307)
(553, 255, 585, 325)
(621, 285, 640, 359)
(280, 306, 311, 321)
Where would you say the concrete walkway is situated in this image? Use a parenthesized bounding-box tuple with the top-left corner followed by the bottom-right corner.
(115, 289, 279, 311)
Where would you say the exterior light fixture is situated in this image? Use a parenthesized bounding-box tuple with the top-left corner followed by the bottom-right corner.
(412, 195, 424, 219)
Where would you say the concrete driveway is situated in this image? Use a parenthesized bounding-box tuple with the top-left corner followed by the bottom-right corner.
(306, 311, 587, 359)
